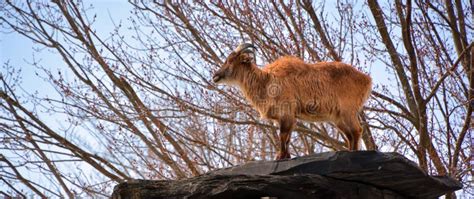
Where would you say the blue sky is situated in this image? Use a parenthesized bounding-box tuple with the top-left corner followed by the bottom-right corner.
(0, 1, 390, 93)
(0, 1, 134, 196)
(3, 0, 463, 196)
(0, 0, 132, 92)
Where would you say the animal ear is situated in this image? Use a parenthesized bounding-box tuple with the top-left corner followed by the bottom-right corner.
(240, 52, 255, 64)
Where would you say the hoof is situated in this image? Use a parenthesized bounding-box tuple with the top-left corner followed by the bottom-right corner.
(275, 152, 291, 160)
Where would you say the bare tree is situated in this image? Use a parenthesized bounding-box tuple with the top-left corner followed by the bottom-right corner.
(0, 0, 471, 197)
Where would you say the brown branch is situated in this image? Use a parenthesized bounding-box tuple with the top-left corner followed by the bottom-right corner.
(52, 0, 199, 178)
(0, 177, 27, 198)
(424, 42, 474, 105)
(6, 101, 74, 198)
(0, 154, 47, 198)
(0, 89, 127, 182)
(367, 0, 419, 119)
(300, 0, 341, 61)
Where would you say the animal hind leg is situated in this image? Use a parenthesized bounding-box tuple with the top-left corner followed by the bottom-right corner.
(336, 115, 362, 151)
(349, 117, 363, 150)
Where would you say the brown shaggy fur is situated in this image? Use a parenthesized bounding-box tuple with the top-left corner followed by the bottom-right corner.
(213, 50, 372, 160)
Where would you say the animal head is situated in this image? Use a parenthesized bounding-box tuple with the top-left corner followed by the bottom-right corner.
(212, 43, 256, 84)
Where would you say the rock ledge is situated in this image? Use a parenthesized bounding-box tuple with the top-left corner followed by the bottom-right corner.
(112, 151, 461, 199)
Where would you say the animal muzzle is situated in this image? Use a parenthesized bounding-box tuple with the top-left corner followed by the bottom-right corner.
(212, 73, 223, 83)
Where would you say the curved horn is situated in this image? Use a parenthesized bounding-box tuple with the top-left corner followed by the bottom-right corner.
(234, 43, 256, 53)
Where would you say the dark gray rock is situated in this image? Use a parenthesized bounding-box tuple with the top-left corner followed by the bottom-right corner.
(214, 151, 461, 198)
(111, 151, 461, 199)
(112, 174, 404, 199)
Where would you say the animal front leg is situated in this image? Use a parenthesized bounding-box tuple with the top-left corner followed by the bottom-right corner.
(276, 132, 291, 160)
(276, 116, 295, 160)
